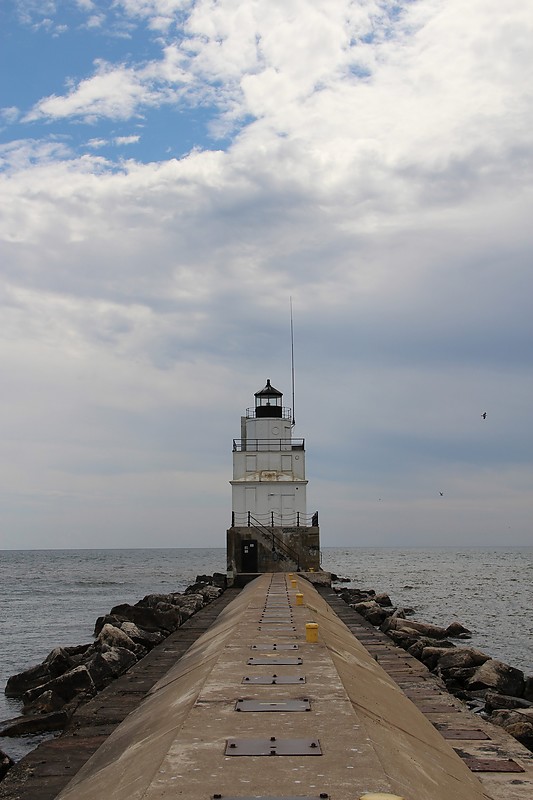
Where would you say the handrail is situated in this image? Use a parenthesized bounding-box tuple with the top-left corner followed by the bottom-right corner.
(248, 515, 300, 570)
(232, 511, 318, 527)
(233, 438, 304, 452)
(245, 407, 293, 420)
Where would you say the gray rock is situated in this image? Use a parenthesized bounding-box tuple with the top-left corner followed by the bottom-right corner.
(110, 602, 182, 633)
(23, 665, 96, 706)
(485, 691, 533, 713)
(0, 749, 14, 780)
(0, 711, 69, 737)
(445, 621, 472, 638)
(385, 629, 420, 650)
(96, 623, 138, 653)
(4, 646, 76, 698)
(374, 593, 393, 607)
(83, 651, 118, 690)
(120, 622, 165, 649)
(23, 689, 66, 714)
(419, 647, 453, 670)
(394, 619, 449, 639)
(352, 601, 388, 626)
(94, 614, 125, 636)
(98, 646, 138, 677)
(408, 638, 455, 662)
(524, 675, 533, 703)
(468, 659, 525, 698)
(437, 647, 490, 672)
(490, 709, 533, 750)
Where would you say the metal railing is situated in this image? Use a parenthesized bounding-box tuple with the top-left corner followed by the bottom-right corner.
(231, 511, 318, 527)
(248, 515, 300, 570)
(233, 438, 304, 452)
(245, 407, 293, 420)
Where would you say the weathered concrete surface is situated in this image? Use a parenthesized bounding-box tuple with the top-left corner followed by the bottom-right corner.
(4, 575, 532, 800)
(51, 574, 533, 800)
(0, 589, 240, 800)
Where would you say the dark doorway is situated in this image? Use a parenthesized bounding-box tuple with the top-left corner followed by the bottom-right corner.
(241, 540, 258, 572)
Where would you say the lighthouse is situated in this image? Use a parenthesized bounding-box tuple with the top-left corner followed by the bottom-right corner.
(227, 380, 320, 580)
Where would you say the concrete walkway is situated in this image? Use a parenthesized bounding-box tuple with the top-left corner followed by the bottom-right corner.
(51, 573, 533, 800)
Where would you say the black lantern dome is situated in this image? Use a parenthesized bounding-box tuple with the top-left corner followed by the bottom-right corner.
(254, 379, 283, 418)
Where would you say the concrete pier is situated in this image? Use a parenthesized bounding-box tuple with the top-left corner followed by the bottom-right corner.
(3, 574, 533, 800)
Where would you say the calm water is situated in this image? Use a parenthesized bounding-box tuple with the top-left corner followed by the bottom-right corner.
(0, 547, 531, 760)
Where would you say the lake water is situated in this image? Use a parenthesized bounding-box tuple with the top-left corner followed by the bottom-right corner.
(0, 546, 531, 761)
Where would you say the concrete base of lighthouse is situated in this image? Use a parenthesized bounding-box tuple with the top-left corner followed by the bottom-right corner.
(226, 525, 320, 578)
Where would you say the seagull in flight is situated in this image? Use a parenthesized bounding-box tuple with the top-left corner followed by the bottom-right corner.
(481, 412, 487, 419)
(439, 491, 444, 496)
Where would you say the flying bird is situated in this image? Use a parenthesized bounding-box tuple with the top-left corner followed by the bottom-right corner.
(481, 412, 487, 419)
(439, 491, 444, 496)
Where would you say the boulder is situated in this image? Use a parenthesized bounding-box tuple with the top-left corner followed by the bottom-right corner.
(385, 629, 420, 650)
(94, 614, 126, 636)
(437, 647, 490, 673)
(0, 711, 69, 737)
(408, 638, 455, 662)
(394, 619, 449, 639)
(468, 659, 525, 698)
(23, 665, 96, 706)
(374, 593, 393, 607)
(194, 572, 227, 589)
(98, 646, 138, 677)
(83, 651, 119, 690)
(490, 709, 533, 750)
(4, 645, 78, 698)
(419, 647, 454, 670)
(484, 691, 533, 713)
(96, 624, 139, 653)
(445, 621, 472, 639)
(0, 749, 14, 781)
(119, 622, 165, 649)
(110, 603, 181, 633)
(352, 601, 389, 626)
(23, 689, 66, 714)
(170, 594, 205, 618)
(524, 676, 533, 703)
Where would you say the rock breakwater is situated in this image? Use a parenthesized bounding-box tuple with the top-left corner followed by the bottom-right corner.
(335, 582, 533, 753)
(0, 573, 226, 771)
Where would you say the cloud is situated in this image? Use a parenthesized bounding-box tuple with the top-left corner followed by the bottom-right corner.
(2, 0, 533, 545)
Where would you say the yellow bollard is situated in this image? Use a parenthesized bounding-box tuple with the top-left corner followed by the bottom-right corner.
(359, 794, 405, 800)
(291, 579, 297, 589)
(305, 622, 318, 643)
(288, 573, 293, 579)
(309, 567, 314, 572)
(296, 592, 304, 606)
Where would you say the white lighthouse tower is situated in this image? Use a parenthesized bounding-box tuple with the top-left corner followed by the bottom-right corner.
(227, 380, 320, 579)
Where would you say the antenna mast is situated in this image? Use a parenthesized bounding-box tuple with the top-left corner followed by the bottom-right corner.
(290, 297, 296, 427)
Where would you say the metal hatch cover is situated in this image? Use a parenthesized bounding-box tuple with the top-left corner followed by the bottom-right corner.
(247, 657, 303, 666)
(225, 737, 322, 756)
(212, 796, 329, 799)
(436, 727, 490, 740)
(454, 751, 525, 772)
(235, 699, 311, 712)
(251, 644, 299, 650)
(242, 675, 306, 685)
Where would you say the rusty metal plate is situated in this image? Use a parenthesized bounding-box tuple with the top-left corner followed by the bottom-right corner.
(258, 627, 296, 632)
(213, 796, 328, 799)
(225, 737, 321, 756)
(454, 753, 525, 773)
(436, 728, 490, 740)
(248, 657, 303, 666)
(235, 699, 311, 712)
(242, 675, 306, 685)
(251, 644, 299, 651)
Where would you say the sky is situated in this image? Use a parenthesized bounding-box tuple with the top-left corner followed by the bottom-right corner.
(0, 0, 532, 550)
